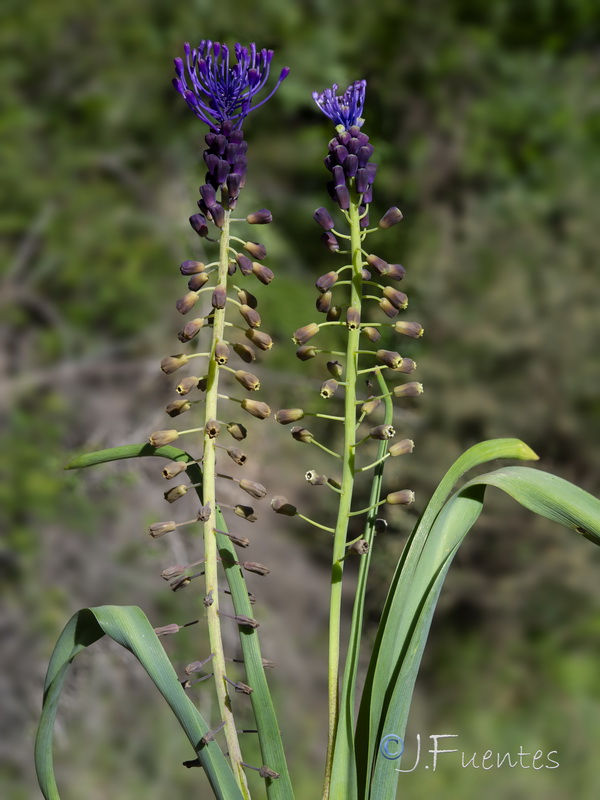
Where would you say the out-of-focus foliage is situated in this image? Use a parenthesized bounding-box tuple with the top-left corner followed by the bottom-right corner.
(2, 1, 600, 798)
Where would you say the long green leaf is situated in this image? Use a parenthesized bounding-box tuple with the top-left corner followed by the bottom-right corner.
(355, 438, 538, 794)
(35, 605, 244, 800)
(66, 443, 294, 798)
(368, 466, 600, 798)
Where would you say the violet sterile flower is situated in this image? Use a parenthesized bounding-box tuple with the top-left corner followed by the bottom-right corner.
(173, 41, 289, 132)
(313, 80, 376, 224)
(173, 41, 289, 219)
(312, 80, 366, 130)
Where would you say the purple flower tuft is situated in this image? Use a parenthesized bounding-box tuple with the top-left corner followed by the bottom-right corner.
(312, 80, 366, 130)
(173, 40, 289, 131)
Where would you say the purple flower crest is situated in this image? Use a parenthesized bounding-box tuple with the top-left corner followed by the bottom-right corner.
(312, 80, 367, 130)
(173, 40, 289, 131)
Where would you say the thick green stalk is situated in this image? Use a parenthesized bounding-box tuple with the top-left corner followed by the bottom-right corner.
(323, 198, 363, 799)
(202, 210, 250, 799)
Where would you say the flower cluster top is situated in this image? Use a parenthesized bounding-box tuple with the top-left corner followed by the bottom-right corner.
(173, 40, 289, 131)
(312, 80, 366, 130)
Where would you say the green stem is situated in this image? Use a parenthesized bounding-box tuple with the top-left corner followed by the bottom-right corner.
(202, 210, 250, 799)
(323, 198, 363, 799)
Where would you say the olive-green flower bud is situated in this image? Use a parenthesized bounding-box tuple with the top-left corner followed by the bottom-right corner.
(393, 321, 424, 338)
(327, 360, 343, 379)
(227, 533, 250, 548)
(374, 518, 388, 534)
(161, 354, 189, 374)
(362, 326, 381, 342)
(394, 358, 417, 374)
(235, 370, 260, 391)
(370, 424, 395, 440)
(154, 624, 182, 636)
(383, 287, 408, 310)
(296, 345, 318, 360)
(176, 292, 199, 315)
(227, 447, 247, 466)
(239, 479, 267, 499)
(389, 439, 415, 457)
(234, 504, 257, 522)
(361, 396, 381, 415)
(291, 426, 314, 443)
(233, 342, 256, 363)
(241, 399, 271, 419)
(275, 408, 305, 424)
(178, 317, 205, 343)
(393, 381, 424, 397)
(148, 521, 176, 538)
(320, 231, 340, 252)
(326, 305, 342, 321)
(244, 241, 267, 260)
(164, 484, 188, 503)
(386, 264, 406, 280)
(379, 207, 403, 229)
(246, 209, 272, 225)
(386, 490, 415, 506)
(205, 419, 221, 438)
(212, 286, 227, 309)
(166, 399, 191, 417)
(379, 298, 399, 318)
(237, 288, 258, 308)
(252, 263, 274, 285)
(239, 304, 261, 328)
(162, 461, 188, 479)
(180, 260, 205, 275)
(176, 376, 200, 395)
(316, 291, 332, 314)
(188, 272, 209, 291)
(227, 422, 248, 441)
(316, 271, 338, 293)
(348, 539, 370, 555)
(242, 562, 270, 576)
(236, 253, 253, 275)
(161, 565, 186, 580)
(320, 378, 338, 399)
(149, 429, 179, 447)
(376, 349, 403, 369)
(271, 496, 297, 515)
(366, 254, 389, 275)
(305, 470, 327, 485)
(215, 341, 229, 365)
(346, 307, 360, 329)
(245, 329, 273, 350)
(313, 207, 335, 230)
(293, 323, 320, 345)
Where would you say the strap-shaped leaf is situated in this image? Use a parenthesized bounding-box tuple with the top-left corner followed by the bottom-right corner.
(367, 465, 600, 799)
(35, 605, 244, 800)
(65, 443, 294, 799)
(355, 438, 537, 794)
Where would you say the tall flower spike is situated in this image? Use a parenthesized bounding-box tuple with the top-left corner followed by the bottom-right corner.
(173, 41, 290, 131)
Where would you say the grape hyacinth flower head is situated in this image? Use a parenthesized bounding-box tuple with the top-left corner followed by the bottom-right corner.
(313, 80, 375, 221)
(312, 80, 366, 131)
(173, 41, 289, 132)
(174, 41, 288, 219)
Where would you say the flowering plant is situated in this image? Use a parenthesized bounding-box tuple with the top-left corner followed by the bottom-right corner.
(35, 42, 600, 800)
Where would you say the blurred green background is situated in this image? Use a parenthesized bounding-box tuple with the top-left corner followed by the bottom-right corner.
(2, 0, 600, 798)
